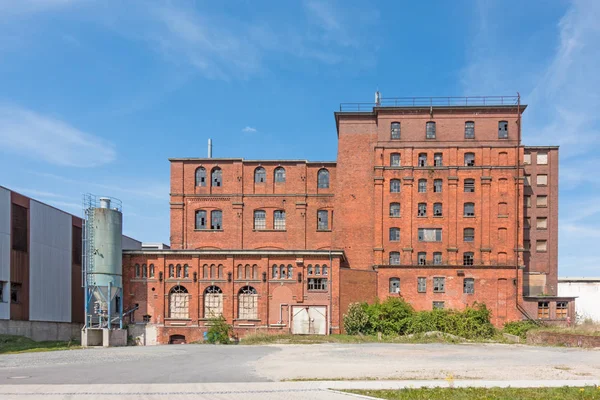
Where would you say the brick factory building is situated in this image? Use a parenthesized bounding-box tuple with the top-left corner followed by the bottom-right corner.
(123, 95, 572, 344)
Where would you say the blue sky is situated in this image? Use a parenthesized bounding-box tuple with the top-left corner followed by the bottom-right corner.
(0, 0, 598, 276)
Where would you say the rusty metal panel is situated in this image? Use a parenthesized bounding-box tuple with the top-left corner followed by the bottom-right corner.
(0, 187, 9, 319)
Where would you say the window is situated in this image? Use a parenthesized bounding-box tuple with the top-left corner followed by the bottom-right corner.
(464, 179, 475, 193)
(499, 178, 508, 193)
(417, 277, 427, 293)
(524, 240, 530, 250)
(537, 217, 547, 230)
(149, 264, 155, 278)
(169, 285, 189, 319)
(390, 153, 401, 167)
(433, 252, 442, 265)
(465, 121, 475, 139)
(464, 202, 475, 217)
(389, 278, 400, 294)
(317, 169, 330, 189)
(0, 281, 4, 302)
(274, 210, 286, 230)
(537, 153, 548, 165)
(426, 121, 436, 139)
(417, 203, 427, 217)
(322, 265, 327, 276)
(211, 210, 222, 229)
(433, 301, 445, 310)
(525, 195, 532, 208)
(238, 286, 258, 320)
(556, 301, 568, 319)
(418, 153, 427, 167)
(11, 283, 21, 304)
(434, 153, 443, 166)
(176, 264, 182, 278)
(390, 179, 401, 193)
(536, 240, 547, 252)
(280, 265, 286, 279)
(254, 167, 266, 183)
(390, 203, 401, 217)
(418, 228, 442, 242)
(524, 217, 531, 229)
(204, 286, 223, 318)
(524, 175, 531, 186)
(211, 167, 222, 187)
(389, 227, 400, 242)
(463, 278, 474, 294)
(169, 264, 174, 278)
(433, 179, 442, 193)
(463, 252, 474, 266)
(417, 252, 427, 265)
(499, 152, 508, 165)
(418, 179, 427, 193)
(464, 228, 475, 242)
(498, 228, 507, 242)
(433, 277, 445, 293)
(537, 195, 548, 207)
(142, 264, 148, 278)
(391, 122, 401, 139)
(536, 174, 548, 186)
(538, 301, 549, 319)
(195, 167, 206, 187)
(464, 152, 475, 167)
(11, 204, 27, 252)
(271, 265, 277, 279)
(499, 202, 508, 216)
(195, 210, 207, 230)
(274, 167, 286, 183)
(308, 278, 328, 291)
(183, 264, 189, 278)
(317, 210, 329, 230)
(433, 203, 442, 217)
(523, 154, 531, 165)
(135, 263, 140, 278)
(389, 252, 400, 265)
(498, 121, 508, 139)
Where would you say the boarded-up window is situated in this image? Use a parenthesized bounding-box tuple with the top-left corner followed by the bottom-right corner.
(11, 204, 27, 252)
(537, 217, 548, 229)
(498, 228, 507, 242)
(499, 152, 508, 165)
(169, 286, 189, 319)
(499, 202, 508, 216)
(536, 240, 547, 252)
(238, 286, 258, 319)
(538, 301, 549, 319)
(499, 178, 508, 193)
(537, 195, 548, 207)
(537, 153, 548, 165)
(556, 301, 568, 319)
(536, 175, 548, 186)
(204, 286, 223, 318)
(498, 252, 507, 265)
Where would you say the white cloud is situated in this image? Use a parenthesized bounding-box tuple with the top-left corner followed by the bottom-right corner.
(242, 126, 257, 133)
(0, 105, 116, 167)
(0, 0, 75, 18)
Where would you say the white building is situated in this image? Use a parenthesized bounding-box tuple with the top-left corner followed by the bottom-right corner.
(558, 277, 600, 323)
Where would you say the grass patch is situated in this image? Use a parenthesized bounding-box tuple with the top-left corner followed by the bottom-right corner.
(0, 334, 81, 354)
(345, 386, 600, 399)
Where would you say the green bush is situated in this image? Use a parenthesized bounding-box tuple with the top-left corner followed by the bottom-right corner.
(367, 298, 414, 335)
(343, 302, 370, 335)
(206, 316, 232, 344)
(503, 320, 539, 339)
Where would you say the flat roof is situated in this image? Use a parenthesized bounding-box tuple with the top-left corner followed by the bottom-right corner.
(123, 249, 346, 261)
(524, 146, 560, 150)
(558, 277, 600, 282)
(169, 158, 336, 165)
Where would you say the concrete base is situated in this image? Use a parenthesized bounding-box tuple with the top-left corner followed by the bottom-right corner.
(0, 320, 81, 342)
(81, 328, 127, 347)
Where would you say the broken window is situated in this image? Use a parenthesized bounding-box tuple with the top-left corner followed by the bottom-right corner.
(389, 227, 400, 242)
(322, 265, 327, 276)
(433, 277, 445, 293)
(391, 122, 401, 139)
(169, 264, 174, 278)
(417, 277, 427, 293)
(464, 202, 475, 217)
(537, 217, 547, 230)
(418, 153, 427, 167)
(434, 179, 443, 193)
(211, 210, 222, 229)
(176, 264, 182, 278)
(143, 315, 151, 323)
(536, 174, 548, 186)
(195, 167, 206, 187)
(11, 204, 27, 252)
(556, 301, 568, 319)
(463, 278, 474, 294)
(307, 265, 313, 275)
(254, 167, 266, 183)
(389, 202, 401, 217)
(274, 210, 286, 230)
(308, 278, 327, 291)
(426, 121, 436, 139)
(418, 252, 427, 265)
(536, 195, 547, 207)
(211, 167, 222, 187)
(389, 278, 400, 294)
(280, 265, 286, 279)
(433, 301, 445, 310)
(274, 167, 286, 183)
(536, 240, 547, 252)
(418, 203, 427, 217)
(463, 252, 474, 266)
(11, 283, 21, 304)
(169, 285, 189, 319)
(537, 301, 549, 319)
(434, 153, 443, 167)
(465, 121, 475, 139)
(464, 179, 475, 193)
(238, 286, 258, 319)
(464, 152, 475, 167)
(389, 252, 400, 265)
(390, 179, 401, 193)
(418, 228, 442, 242)
(390, 153, 401, 167)
(464, 228, 475, 242)
(433, 203, 442, 217)
(498, 121, 508, 139)
(317, 210, 329, 230)
(433, 252, 442, 265)
(318, 169, 330, 189)
(272, 265, 278, 279)
(418, 179, 427, 193)
(195, 210, 207, 230)
(537, 153, 548, 165)
(204, 286, 223, 318)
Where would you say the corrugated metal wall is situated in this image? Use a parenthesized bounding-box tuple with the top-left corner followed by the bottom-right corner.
(29, 201, 72, 322)
(0, 187, 10, 319)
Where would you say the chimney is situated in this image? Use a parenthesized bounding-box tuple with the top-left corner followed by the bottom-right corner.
(208, 139, 212, 158)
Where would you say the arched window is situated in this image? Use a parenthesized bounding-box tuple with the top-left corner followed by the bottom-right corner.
(391, 122, 401, 139)
(274, 167, 286, 183)
(464, 152, 475, 167)
(498, 121, 508, 138)
(245, 265, 250, 280)
(390, 179, 401, 193)
(287, 264, 293, 279)
(255, 167, 266, 183)
(389, 252, 400, 265)
(169, 285, 189, 319)
(315, 264, 321, 275)
(418, 179, 427, 193)
(135, 264, 140, 278)
(254, 210, 266, 230)
(238, 286, 258, 320)
(204, 286, 223, 318)
(465, 121, 475, 139)
(142, 264, 147, 278)
(169, 264, 174, 278)
(274, 210, 286, 230)
(195, 210, 207, 230)
(433, 203, 442, 217)
(390, 202, 400, 217)
(279, 265, 286, 279)
(203, 264, 208, 279)
(307, 265, 313, 275)
(426, 121, 436, 139)
(210, 264, 215, 279)
(176, 264, 182, 278)
(149, 264, 155, 278)
(318, 169, 330, 189)
(195, 167, 206, 187)
(272, 265, 277, 279)
(464, 202, 475, 217)
(252, 265, 258, 279)
(218, 265, 223, 279)
(434, 153, 443, 166)
(418, 153, 427, 167)
(322, 265, 328, 276)
(237, 264, 243, 279)
(390, 153, 401, 167)
(211, 210, 222, 229)
(211, 167, 222, 187)
(183, 264, 189, 278)
(389, 278, 400, 294)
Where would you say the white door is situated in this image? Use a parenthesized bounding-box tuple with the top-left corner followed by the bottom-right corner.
(291, 306, 327, 335)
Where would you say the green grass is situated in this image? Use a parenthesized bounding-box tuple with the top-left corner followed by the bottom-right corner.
(345, 386, 600, 399)
(0, 334, 81, 354)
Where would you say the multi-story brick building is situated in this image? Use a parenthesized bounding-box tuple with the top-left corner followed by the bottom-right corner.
(123, 95, 572, 344)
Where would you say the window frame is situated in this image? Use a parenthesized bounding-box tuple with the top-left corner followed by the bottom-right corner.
(274, 167, 286, 183)
(463, 228, 475, 242)
(211, 210, 223, 230)
(464, 179, 475, 193)
(389, 202, 401, 217)
(426, 121, 436, 139)
(433, 202, 442, 217)
(254, 210, 266, 230)
(417, 252, 427, 265)
(390, 153, 401, 167)
(418, 179, 427, 193)
(317, 169, 330, 189)
(274, 210, 286, 230)
(463, 252, 474, 266)
(195, 210, 207, 230)
(390, 179, 401, 193)
(465, 121, 475, 139)
(389, 277, 400, 294)
(434, 153, 443, 167)
(254, 167, 266, 184)
(498, 120, 509, 139)
(433, 277, 445, 293)
(195, 167, 207, 187)
(418, 153, 427, 167)
(417, 203, 427, 217)
(391, 122, 401, 140)
(317, 209, 329, 231)
(463, 278, 475, 294)
(389, 227, 400, 242)
(464, 152, 475, 167)
(308, 278, 328, 291)
(418, 228, 442, 242)
(417, 277, 427, 293)
(211, 167, 222, 187)
(433, 179, 443, 193)
(464, 202, 475, 217)
(389, 251, 400, 265)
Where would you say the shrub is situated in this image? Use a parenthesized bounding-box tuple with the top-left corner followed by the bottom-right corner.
(367, 298, 414, 335)
(503, 320, 539, 339)
(343, 302, 370, 335)
(206, 316, 232, 344)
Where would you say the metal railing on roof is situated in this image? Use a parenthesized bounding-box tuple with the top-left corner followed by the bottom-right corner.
(339, 96, 519, 112)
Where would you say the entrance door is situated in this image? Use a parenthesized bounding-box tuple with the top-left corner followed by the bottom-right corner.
(291, 306, 327, 335)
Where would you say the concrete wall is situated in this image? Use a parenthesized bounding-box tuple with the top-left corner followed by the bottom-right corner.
(0, 187, 10, 319)
(128, 324, 158, 346)
(29, 201, 72, 322)
(0, 320, 81, 341)
(558, 279, 600, 322)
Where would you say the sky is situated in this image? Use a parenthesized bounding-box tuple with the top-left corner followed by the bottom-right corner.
(0, 0, 598, 277)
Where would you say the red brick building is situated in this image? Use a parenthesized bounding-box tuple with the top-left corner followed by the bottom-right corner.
(123, 95, 571, 344)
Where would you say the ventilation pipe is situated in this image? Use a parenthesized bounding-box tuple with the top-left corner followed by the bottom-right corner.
(208, 139, 213, 158)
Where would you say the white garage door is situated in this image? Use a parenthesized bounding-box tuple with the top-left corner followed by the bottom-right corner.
(291, 306, 327, 335)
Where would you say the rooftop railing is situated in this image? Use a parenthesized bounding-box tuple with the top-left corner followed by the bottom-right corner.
(339, 96, 520, 112)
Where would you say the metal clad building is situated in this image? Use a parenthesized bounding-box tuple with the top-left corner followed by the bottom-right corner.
(0, 187, 10, 319)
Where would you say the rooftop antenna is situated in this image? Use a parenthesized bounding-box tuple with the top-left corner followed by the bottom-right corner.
(375, 89, 381, 106)
(208, 138, 212, 158)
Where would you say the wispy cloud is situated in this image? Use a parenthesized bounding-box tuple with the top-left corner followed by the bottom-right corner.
(0, 105, 116, 167)
(242, 126, 257, 133)
(0, 0, 74, 18)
